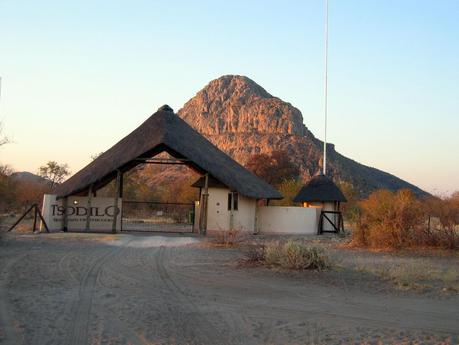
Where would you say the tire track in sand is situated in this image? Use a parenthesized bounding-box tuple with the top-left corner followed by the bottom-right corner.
(65, 244, 125, 345)
(92, 244, 151, 345)
(153, 246, 231, 345)
(35, 243, 97, 345)
(33, 247, 79, 345)
(0, 252, 29, 345)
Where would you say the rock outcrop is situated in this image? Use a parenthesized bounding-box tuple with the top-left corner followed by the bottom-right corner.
(178, 75, 427, 197)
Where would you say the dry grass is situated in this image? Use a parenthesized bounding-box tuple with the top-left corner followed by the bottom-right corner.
(356, 260, 459, 292)
(241, 242, 265, 263)
(243, 240, 330, 270)
(207, 229, 249, 248)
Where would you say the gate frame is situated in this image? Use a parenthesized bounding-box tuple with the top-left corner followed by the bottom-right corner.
(318, 210, 344, 234)
(120, 199, 196, 234)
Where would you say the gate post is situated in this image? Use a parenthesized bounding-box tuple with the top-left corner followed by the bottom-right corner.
(254, 199, 260, 234)
(62, 197, 68, 232)
(85, 184, 93, 231)
(111, 170, 121, 234)
(199, 173, 209, 235)
(229, 191, 235, 231)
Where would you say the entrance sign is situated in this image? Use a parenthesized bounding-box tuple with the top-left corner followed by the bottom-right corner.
(41, 194, 122, 231)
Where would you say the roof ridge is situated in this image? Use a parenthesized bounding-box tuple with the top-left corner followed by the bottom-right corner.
(56, 108, 282, 200)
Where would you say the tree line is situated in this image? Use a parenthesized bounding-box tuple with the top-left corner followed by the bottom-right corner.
(0, 161, 69, 213)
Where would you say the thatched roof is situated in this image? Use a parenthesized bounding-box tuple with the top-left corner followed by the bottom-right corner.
(56, 105, 282, 200)
(293, 173, 347, 203)
(191, 176, 227, 189)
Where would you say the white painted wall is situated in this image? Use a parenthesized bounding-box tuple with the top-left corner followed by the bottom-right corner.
(41, 194, 122, 231)
(194, 187, 257, 232)
(206, 188, 230, 231)
(258, 206, 319, 235)
(192, 188, 325, 235)
(234, 192, 256, 231)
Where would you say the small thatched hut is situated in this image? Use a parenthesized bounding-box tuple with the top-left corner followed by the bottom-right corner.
(293, 173, 346, 234)
(293, 173, 346, 210)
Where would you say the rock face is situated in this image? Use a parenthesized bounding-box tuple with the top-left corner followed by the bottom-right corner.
(178, 76, 306, 136)
(178, 75, 427, 197)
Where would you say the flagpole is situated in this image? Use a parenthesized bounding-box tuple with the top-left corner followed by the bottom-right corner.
(323, 0, 329, 175)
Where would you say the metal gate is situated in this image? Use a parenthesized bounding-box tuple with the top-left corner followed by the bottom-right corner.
(121, 200, 195, 233)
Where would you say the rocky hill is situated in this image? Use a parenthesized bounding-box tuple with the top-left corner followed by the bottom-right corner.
(178, 75, 427, 197)
(11, 171, 47, 184)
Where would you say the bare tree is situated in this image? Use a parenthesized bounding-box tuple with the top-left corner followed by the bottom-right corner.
(91, 152, 104, 161)
(0, 165, 17, 212)
(38, 161, 70, 189)
(0, 122, 9, 147)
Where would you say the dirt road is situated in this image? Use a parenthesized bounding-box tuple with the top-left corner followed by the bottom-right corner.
(0, 233, 458, 344)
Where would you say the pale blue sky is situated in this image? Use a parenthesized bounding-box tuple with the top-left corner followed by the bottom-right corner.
(0, 0, 458, 195)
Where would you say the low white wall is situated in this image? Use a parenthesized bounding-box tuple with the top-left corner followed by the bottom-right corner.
(258, 206, 319, 235)
(234, 193, 256, 232)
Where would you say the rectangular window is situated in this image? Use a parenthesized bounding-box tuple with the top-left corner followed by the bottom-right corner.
(227, 192, 238, 211)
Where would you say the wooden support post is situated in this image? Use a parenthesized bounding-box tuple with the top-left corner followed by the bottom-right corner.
(119, 173, 124, 231)
(340, 213, 344, 233)
(36, 207, 50, 233)
(202, 173, 209, 235)
(32, 206, 38, 232)
(7, 204, 35, 232)
(254, 199, 260, 234)
(335, 201, 340, 229)
(320, 212, 324, 235)
(229, 192, 235, 231)
(8, 203, 50, 233)
(199, 173, 209, 235)
(198, 191, 203, 233)
(85, 184, 93, 231)
(111, 170, 121, 234)
(119, 172, 124, 198)
(62, 197, 68, 232)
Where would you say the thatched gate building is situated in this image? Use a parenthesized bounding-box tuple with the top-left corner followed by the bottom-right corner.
(45, 105, 282, 234)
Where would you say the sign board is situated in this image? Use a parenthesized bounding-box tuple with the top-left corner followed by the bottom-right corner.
(41, 194, 122, 231)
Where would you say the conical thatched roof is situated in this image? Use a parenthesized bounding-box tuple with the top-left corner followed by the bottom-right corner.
(293, 173, 347, 203)
(56, 105, 282, 200)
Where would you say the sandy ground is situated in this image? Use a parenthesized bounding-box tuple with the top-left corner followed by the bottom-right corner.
(0, 232, 458, 345)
